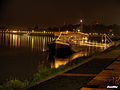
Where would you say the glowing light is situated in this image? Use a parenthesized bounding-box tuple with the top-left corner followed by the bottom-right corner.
(66, 30, 68, 33)
(32, 30, 34, 32)
(13, 31, 17, 33)
(80, 20, 82, 22)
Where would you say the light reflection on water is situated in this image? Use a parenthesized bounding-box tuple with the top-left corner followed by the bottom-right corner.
(0, 33, 54, 51)
(50, 45, 105, 68)
(0, 33, 106, 83)
(0, 33, 54, 83)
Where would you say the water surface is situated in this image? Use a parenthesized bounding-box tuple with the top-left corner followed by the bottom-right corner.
(0, 33, 106, 84)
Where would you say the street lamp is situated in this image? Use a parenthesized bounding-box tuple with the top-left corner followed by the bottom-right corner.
(80, 20, 82, 23)
(80, 19, 83, 32)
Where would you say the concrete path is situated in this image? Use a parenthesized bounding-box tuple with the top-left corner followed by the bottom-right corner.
(81, 58, 120, 90)
(27, 46, 120, 90)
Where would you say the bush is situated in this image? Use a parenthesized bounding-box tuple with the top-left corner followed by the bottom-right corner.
(38, 65, 50, 73)
(3, 80, 28, 90)
(31, 65, 51, 82)
(0, 85, 4, 89)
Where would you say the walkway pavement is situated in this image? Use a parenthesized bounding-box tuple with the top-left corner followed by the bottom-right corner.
(81, 57, 120, 90)
(27, 46, 120, 90)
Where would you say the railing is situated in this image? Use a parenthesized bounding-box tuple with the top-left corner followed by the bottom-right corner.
(56, 32, 114, 48)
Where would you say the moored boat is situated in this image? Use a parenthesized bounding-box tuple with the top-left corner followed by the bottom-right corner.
(48, 31, 89, 54)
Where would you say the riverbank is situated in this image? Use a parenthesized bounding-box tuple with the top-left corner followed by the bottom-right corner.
(0, 31, 54, 36)
(27, 42, 120, 90)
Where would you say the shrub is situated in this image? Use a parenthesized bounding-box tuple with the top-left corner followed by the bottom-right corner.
(0, 85, 4, 89)
(3, 80, 28, 90)
(38, 65, 50, 73)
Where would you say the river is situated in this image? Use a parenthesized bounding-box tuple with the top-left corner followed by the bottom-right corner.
(0, 32, 106, 84)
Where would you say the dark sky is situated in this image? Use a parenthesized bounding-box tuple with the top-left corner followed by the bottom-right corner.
(0, 0, 120, 26)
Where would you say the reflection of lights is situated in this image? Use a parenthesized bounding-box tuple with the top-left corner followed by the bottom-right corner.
(71, 53, 85, 60)
(13, 34, 17, 47)
(6, 29, 9, 32)
(13, 31, 17, 33)
(18, 36, 21, 47)
(55, 60, 68, 68)
(43, 37, 45, 52)
(32, 37, 34, 50)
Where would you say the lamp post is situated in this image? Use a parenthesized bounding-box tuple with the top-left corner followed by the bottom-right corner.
(80, 19, 83, 32)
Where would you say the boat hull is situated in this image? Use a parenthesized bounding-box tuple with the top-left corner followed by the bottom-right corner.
(48, 42, 74, 57)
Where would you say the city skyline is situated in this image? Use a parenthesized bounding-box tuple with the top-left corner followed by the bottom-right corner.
(0, 0, 120, 26)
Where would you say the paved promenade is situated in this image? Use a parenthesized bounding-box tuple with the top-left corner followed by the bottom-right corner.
(27, 46, 120, 90)
(81, 52, 120, 89)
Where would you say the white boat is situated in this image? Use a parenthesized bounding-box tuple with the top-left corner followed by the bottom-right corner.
(48, 31, 89, 53)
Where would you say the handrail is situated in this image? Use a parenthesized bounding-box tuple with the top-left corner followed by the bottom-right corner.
(55, 32, 114, 48)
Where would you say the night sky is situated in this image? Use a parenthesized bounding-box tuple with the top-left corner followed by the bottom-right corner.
(0, 0, 120, 26)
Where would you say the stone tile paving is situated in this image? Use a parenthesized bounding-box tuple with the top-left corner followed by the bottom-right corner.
(81, 58, 120, 90)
